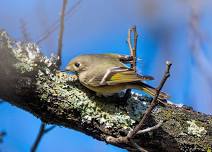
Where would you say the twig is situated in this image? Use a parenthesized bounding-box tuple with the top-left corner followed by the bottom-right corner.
(44, 126, 56, 133)
(124, 26, 138, 101)
(188, 2, 212, 110)
(106, 61, 172, 151)
(31, 123, 46, 152)
(129, 139, 148, 152)
(189, 3, 212, 87)
(56, 0, 68, 68)
(0, 131, 6, 143)
(36, 0, 82, 44)
(31, 124, 56, 152)
(136, 120, 163, 135)
(128, 61, 172, 138)
(127, 25, 138, 72)
(19, 19, 31, 41)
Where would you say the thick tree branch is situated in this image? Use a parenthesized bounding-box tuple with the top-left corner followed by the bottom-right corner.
(31, 1, 68, 150)
(0, 30, 211, 152)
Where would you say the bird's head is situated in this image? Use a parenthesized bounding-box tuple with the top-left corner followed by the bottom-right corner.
(65, 55, 91, 73)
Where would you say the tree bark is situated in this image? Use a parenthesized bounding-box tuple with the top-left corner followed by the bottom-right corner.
(0, 30, 211, 152)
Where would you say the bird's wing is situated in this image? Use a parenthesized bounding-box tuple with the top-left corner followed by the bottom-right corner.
(83, 66, 154, 86)
(106, 68, 154, 85)
(102, 54, 133, 62)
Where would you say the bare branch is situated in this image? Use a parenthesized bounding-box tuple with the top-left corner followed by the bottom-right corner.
(19, 19, 31, 41)
(188, 2, 212, 110)
(136, 120, 163, 135)
(0, 131, 6, 143)
(31, 123, 46, 152)
(124, 26, 138, 101)
(56, 0, 68, 68)
(106, 61, 172, 152)
(31, 124, 56, 152)
(128, 61, 172, 138)
(127, 25, 138, 72)
(36, 0, 82, 44)
(129, 139, 148, 152)
(44, 126, 56, 134)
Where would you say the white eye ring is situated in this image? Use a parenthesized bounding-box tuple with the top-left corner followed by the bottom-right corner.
(74, 62, 80, 67)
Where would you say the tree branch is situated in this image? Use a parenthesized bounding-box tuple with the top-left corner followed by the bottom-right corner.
(31, 1, 68, 151)
(0, 30, 211, 152)
(128, 61, 172, 139)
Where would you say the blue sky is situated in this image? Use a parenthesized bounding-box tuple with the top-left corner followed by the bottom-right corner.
(0, 0, 211, 152)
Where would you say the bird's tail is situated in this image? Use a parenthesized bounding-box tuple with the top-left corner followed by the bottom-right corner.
(130, 82, 170, 100)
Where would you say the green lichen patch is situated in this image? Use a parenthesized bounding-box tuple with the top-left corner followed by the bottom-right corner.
(12, 42, 41, 73)
(7, 37, 58, 74)
(187, 120, 207, 137)
(35, 67, 152, 131)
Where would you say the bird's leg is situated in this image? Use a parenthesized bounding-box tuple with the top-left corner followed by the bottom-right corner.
(122, 89, 132, 103)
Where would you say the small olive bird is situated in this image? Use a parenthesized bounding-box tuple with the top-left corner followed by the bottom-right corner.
(65, 54, 169, 99)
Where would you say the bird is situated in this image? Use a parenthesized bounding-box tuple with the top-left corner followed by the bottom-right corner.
(65, 54, 169, 100)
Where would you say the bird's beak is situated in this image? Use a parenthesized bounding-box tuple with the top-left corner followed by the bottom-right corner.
(61, 69, 68, 72)
(61, 66, 71, 72)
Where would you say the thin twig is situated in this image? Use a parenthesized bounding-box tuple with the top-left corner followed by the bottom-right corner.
(106, 61, 172, 151)
(127, 28, 133, 58)
(129, 139, 148, 152)
(124, 26, 138, 101)
(136, 120, 163, 135)
(31, 123, 46, 152)
(188, 2, 212, 110)
(132, 26, 138, 72)
(57, 0, 68, 68)
(36, 0, 82, 44)
(189, 3, 212, 88)
(0, 131, 6, 143)
(128, 61, 172, 138)
(127, 25, 138, 72)
(44, 126, 56, 134)
(19, 19, 31, 41)
(30, 124, 56, 152)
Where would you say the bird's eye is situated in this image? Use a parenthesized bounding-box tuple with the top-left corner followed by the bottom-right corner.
(74, 62, 80, 67)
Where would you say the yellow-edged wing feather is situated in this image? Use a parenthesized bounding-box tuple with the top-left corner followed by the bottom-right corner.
(106, 70, 153, 85)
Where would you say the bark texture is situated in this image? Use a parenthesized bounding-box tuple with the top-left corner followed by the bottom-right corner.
(0, 30, 211, 152)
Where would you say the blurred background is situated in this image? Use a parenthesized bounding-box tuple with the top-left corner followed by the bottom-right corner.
(0, 0, 211, 151)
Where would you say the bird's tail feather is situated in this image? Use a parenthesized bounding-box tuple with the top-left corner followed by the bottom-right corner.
(132, 82, 170, 100)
